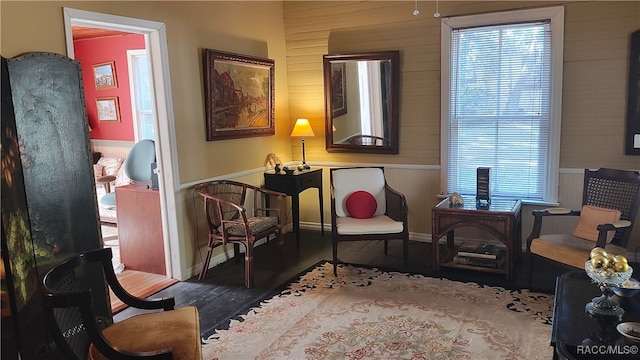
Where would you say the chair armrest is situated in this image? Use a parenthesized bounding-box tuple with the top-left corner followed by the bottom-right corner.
(594, 220, 632, 248)
(96, 175, 116, 183)
(102, 257, 176, 311)
(253, 187, 286, 220)
(384, 184, 408, 222)
(96, 175, 117, 193)
(526, 208, 580, 251)
(532, 207, 579, 216)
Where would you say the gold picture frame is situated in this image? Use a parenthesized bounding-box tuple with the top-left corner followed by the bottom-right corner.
(203, 49, 275, 141)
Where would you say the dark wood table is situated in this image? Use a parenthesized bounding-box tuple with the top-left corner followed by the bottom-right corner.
(431, 196, 522, 280)
(264, 168, 324, 247)
(552, 269, 640, 359)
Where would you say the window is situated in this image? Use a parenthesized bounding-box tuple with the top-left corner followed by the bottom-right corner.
(441, 7, 564, 204)
(127, 49, 156, 141)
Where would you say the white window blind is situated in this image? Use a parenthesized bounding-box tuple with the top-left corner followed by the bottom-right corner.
(447, 20, 554, 201)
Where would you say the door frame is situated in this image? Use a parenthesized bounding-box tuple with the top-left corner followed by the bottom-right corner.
(63, 8, 183, 279)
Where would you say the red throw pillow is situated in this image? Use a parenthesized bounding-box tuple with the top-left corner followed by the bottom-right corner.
(346, 191, 377, 219)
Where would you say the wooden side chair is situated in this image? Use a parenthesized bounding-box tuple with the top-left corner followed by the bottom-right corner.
(330, 167, 409, 275)
(194, 180, 286, 288)
(40, 248, 202, 360)
(526, 168, 640, 287)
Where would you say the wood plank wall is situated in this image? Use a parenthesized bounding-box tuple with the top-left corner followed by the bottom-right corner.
(280, 1, 640, 253)
(186, 1, 640, 276)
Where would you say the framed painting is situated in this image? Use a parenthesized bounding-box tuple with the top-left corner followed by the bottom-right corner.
(93, 61, 117, 90)
(331, 62, 347, 117)
(625, 30, 640, 155)
(96, 97, 120, 122)
(203, 49, 275, 141)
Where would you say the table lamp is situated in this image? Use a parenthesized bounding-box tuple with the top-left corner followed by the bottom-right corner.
(290, 118, 315, 169)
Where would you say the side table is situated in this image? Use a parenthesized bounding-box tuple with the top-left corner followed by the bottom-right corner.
(264, 168, 324, 246)
(431, 196, 522, 280)
(552, 269, 640, 360)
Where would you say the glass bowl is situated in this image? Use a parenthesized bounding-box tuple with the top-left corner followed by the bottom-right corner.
(584, 260, 634, 317)
(584, 260, 633, 287)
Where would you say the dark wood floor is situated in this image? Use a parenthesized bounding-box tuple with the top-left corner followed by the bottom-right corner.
(115, 229, 561, 339)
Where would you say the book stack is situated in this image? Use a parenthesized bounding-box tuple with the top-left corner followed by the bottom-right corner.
(453, 242, 505, 269)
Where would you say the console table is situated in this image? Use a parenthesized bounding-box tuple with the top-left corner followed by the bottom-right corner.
(431, 196, 522, 280)
(264, 168, 324, 247)
(116, 181, 166, 275)
(552, 270, 640, 359)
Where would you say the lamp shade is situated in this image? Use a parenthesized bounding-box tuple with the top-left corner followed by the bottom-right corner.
(290, 118, 315, 137)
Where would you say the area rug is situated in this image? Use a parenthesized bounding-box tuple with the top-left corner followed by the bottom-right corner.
(201, 262, 554, 360)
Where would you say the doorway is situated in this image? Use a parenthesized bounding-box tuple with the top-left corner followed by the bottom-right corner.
(63, 8, 182, 289)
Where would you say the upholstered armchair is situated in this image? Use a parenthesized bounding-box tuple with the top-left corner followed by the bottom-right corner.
(526, 168, 640, 287)
(330, 167, 409, 275)
(40, 248, 202, 359)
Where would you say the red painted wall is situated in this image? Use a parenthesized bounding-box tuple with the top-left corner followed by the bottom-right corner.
(74, 34, 145, 141)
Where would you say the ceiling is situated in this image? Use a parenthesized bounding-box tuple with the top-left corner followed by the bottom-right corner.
(72, 25, 134, 41)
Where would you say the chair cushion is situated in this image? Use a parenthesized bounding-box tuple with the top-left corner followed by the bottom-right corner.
(336, 215, 404, 235)
(530, 234, 627, 269)
(346, 191, 377, 219)
(572, 205, 621, 242)
(99, 192, 116, 206)
(89, 306, 201, 360)
(219, 216, 278, 236)
(333, 168, 387, 218)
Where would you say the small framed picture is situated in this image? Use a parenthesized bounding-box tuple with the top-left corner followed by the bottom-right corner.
(96, 97, 120, 122)
(93, 61, 118, 90)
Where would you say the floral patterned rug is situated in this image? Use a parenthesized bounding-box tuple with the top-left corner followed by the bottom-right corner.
(201, 263, 554, 360)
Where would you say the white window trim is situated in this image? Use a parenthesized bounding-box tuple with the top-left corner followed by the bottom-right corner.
(440, 6, 564, 203)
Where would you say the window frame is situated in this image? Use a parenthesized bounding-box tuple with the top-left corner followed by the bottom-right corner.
(440, 6, 565, 205)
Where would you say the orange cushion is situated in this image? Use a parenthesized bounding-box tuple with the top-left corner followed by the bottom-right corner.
(530, 234, 627, 269)
(89, 306, 201, 360)
(346, 191, 377, 219)
(572, 205, 621, 242)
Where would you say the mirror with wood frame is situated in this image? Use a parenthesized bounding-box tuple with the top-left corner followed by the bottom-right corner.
(323, 51, 399, 154)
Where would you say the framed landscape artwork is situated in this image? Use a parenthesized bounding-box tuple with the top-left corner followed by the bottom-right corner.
(203, 49, 275, 141)
(96, 97, 120, 122)
(93, 61, 117, 90)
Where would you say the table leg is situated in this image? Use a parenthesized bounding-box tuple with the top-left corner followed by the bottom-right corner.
(446, 230, 455, 248)
(318, 186, 324, 235)
(292, 194, 300, 247)
(432, 233, 440, 271)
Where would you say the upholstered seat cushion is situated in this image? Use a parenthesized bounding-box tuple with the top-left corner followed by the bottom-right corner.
(89, 306, 202, 360)
(220, 216, 278, 236)
(336, 215, 404, 235)
(530, 234, 627, 269)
